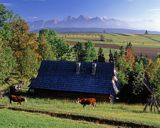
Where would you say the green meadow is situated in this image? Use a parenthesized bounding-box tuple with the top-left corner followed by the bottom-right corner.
(0, 109, 115, 128)
(62, 33, 160, 48)
(1, 96, 160, 127)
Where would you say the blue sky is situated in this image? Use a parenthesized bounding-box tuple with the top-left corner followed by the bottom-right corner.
(1, 0, 160, 30)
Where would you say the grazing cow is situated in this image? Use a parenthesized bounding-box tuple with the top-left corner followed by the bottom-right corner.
(77, 98, 96, 108)
(9, 95, 26, 105)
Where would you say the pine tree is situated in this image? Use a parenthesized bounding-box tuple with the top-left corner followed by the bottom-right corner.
(145, 30, 148, 35)
(98, 48, 105, 62)
(109, 49, 114, 63)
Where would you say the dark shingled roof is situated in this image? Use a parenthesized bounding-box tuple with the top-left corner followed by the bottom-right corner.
(30, 60, 116, 95)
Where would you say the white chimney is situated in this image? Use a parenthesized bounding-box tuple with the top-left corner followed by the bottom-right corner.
(92, 63, 97, 75)
(76, 62, 81, 74)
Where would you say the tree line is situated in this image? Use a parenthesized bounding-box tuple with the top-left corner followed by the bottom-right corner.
(112, 43, 160, 102)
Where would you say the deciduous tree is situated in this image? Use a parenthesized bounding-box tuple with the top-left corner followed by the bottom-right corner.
(0, 39, 16, 84)
(83, 41, 96, 62)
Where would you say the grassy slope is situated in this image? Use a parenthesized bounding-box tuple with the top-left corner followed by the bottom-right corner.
(1, 96, 160, 127)
(0, 109, 114, 128)
(63, 33, 160, 48)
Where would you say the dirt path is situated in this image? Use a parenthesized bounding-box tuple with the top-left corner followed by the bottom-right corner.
(0, 106, 156, 128)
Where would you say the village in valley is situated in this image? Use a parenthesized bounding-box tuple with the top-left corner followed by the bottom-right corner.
(0, 0, 160, 128)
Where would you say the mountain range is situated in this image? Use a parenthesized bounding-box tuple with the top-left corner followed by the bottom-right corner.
(28, 15, 160, 34)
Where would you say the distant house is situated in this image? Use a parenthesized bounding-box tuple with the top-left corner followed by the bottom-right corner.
(29, 60, 119, 101)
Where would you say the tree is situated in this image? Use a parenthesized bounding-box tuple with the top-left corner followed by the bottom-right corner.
(109, 50, 114, 63)
(131, 61, 145, 95)
(116, 55, 129, 85)
(146, 57, 160, 96)
(137, 55, 149, 67)
(9, 19, 39, 54)
(125, 43, 135, 70)
(39, 29, 57, 43)
(97, 47, 105, 62)
(73, 42, 85, 61)
(52, 38, 71, 60)
(0, 39, 16, 84)
(145, 30, 148, 35)
(0, 4, 16, 27)
(38, 33, 56, 60)
(119, 46, 125, 56)
(9, 19, 40, 77)
(84, 41, 96, 62)
(0, 4, 18, 41)
(19, 48, 39, 79)
(38, 29, 71, 60)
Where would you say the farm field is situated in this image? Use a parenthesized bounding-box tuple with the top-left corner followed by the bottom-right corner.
(0, 109, 115, 128)
(1, 95, 160, 128)
(61, 33, 160, 59)
(62, 33, 160, 48)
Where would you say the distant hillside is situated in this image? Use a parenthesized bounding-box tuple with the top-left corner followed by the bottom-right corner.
(51, 28, 160, 34)
(28, 15, 160, 34)
(32, 27, 160, 34)
(28, 15, 128, 31)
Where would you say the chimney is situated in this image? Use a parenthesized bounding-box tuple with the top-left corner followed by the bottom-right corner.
(92, 63, 97, 75)
(76, 62, 81, 74)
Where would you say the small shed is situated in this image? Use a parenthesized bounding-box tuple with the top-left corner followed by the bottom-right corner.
(29, 60, 119, 101)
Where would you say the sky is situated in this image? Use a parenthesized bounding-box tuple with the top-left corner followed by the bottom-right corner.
(1, 0, 160, 30)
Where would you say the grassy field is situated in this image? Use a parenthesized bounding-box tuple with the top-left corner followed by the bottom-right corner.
(62, 33, 160, 48)
(0, 109, 115, 128)
(1, 95, 160, 127)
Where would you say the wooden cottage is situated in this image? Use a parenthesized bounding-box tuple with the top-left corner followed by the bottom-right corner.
(29, 60, 119, 101)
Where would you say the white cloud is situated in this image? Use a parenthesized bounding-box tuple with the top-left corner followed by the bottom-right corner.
(149, 8, 160, 12)
(127, 19, 160, 31)
(0, 2, 12, 6)
(26, 16, 40, 21)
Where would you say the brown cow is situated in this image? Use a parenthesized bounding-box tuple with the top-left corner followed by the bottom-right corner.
(77, 98, 96, 108)
(9, 95, 26, 105)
